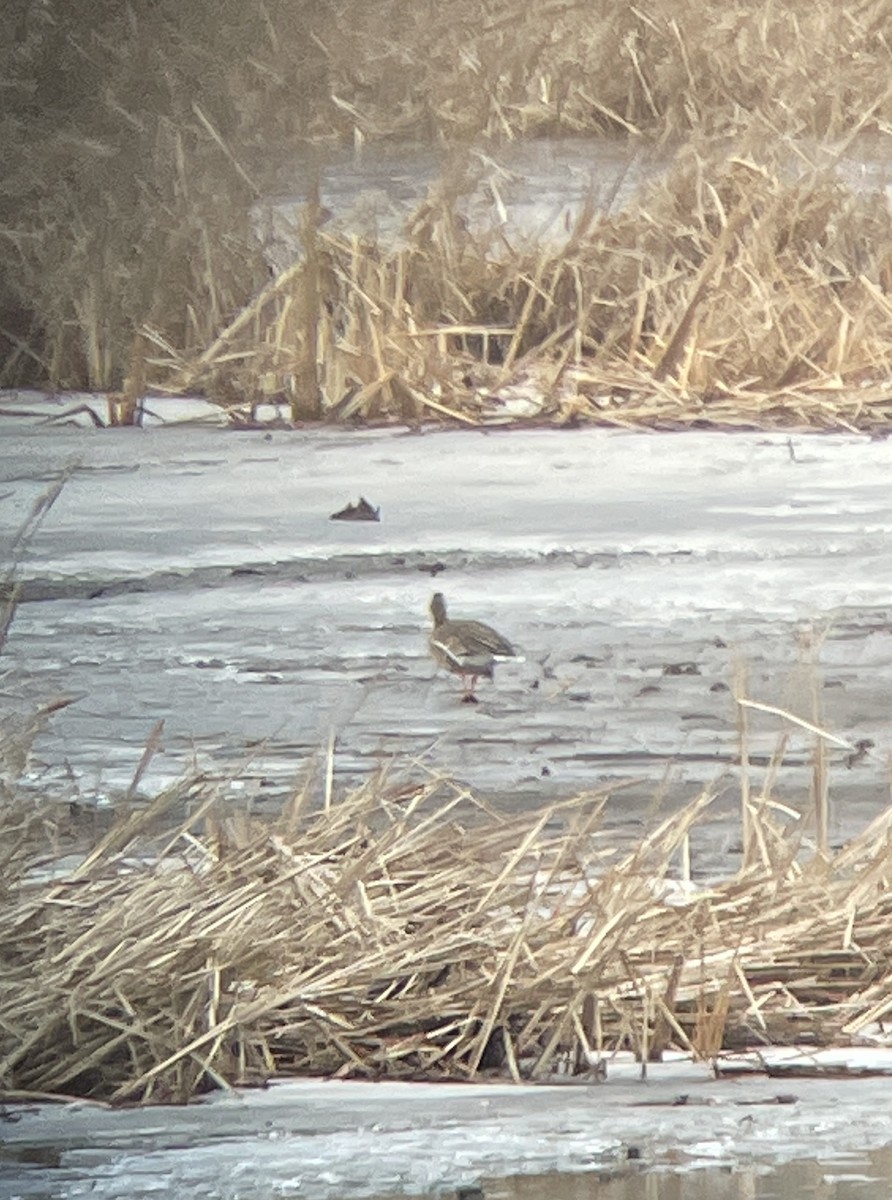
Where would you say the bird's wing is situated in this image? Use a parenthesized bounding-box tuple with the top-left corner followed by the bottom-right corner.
(431, 635, 466, 669)
(461, 620, 516, 657)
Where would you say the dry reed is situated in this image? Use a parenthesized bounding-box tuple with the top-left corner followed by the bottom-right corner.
(6, 0, 892, 423)
(137, 148, 892, 431)
(3, 718, 892, 1105)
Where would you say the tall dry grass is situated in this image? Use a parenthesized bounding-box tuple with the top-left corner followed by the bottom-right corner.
(4, 0, 892, 410)
(1, 0, 321, 392)
(155, 148, 892, 429)
(317, 0, 892, 146)
(2, 690, 891, 1104)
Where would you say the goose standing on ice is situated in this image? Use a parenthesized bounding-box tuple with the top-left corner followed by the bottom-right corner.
(428, 592, 519, 703)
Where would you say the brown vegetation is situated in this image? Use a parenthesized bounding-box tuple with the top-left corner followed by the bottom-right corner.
(157, 150, 892, 430)
(2, 719, 891, 1105)
(4, 0, 892, 426)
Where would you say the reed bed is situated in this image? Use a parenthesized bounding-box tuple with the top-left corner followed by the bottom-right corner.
(151, 149, 892, 431)
(3, 741, 892, 1105)
(6, 0, 892, 419)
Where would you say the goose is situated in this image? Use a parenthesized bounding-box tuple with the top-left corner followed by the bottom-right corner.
(428, 592, 518, 703)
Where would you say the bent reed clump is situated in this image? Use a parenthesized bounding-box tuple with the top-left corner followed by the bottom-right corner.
(3, 733, 892, 1105)
(6, 0, 892, 427)
(159, 148, 892, 431)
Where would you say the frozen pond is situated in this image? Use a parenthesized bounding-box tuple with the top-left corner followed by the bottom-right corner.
(6, 417, 892, 1194)
(6, 1060, 892, 1199)
(8, 131, 892, 1198)
(3, 420, 892, 866)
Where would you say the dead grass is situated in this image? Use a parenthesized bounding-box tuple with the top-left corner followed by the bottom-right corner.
(146, 147, 892, 431)
(2, 698, 892, 1105)
(5, 0, 892, 419)
(295, 0, 892, 147)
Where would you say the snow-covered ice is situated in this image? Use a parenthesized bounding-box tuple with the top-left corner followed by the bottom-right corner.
(3, 418, 892, 867)
(5, 1056, 892, 1199)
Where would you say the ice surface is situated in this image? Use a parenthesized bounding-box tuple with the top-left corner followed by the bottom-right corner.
(3, 418, 892, 861)
(5, 1057, 892, 1199)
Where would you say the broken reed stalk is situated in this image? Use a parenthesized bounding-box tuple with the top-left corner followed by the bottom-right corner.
(652, 197, 754, 384)
(733, 658, 753, 868)
(737, 624, 854, 863)
(292, 179, 324, 420)
(798, 624, 832, 857)
(0, 583, 19, 659)
(1, 470, 72, 654)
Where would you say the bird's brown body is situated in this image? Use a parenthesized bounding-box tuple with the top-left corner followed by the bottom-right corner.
(428, 592, 517, 702)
